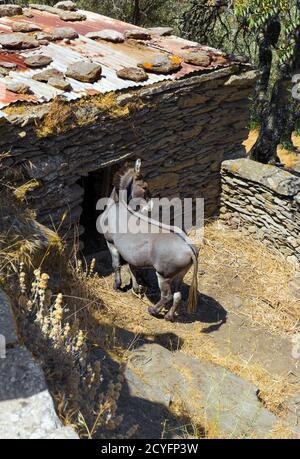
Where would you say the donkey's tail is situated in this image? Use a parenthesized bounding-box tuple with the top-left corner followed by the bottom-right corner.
(187, 246, 199, 314)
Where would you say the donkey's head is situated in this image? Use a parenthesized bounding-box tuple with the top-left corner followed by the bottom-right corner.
(114, 159, 152, 211)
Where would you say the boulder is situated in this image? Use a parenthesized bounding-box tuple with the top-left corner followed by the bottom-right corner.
(24, 55, 53, 68)
(126, 343, 279, 438)
(138, 55, 182, 74)
(6, 82, 31, 94)
(58, 10, 86, 21)
(12, 22, 42, 33)
(51, 27, 78, 40)
(0, 290, 18, 345)
(32, 68, 64, 82)
(125, 29, 151, 40)
(66, 61, 102, 83)
(54, 1, 77, 10)
(0, 346, 79, 439)
(148, 27, 173, 36)
(86, 29, 125, 43)
(0, 33, 39, 50)
(0, 5, 22, 17)
(117, 67, 148, 82)
(182, 50, 211, 67)
(48, 77, 72, 91)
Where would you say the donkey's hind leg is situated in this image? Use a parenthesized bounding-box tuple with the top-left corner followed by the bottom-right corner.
(164, 269, 188, 322)
(148, 273, 172, 317)
(107, 241, 122, 290)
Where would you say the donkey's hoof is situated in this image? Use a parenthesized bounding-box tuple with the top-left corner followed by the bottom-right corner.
(148, 306, 160, 317)
(113, 282, 122, 291)
(132, 285, 145, 298)
(164, 313, 175, 322)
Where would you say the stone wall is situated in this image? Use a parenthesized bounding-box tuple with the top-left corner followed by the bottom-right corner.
(0, 65, 256, 238)
(220, 158, 300, 265)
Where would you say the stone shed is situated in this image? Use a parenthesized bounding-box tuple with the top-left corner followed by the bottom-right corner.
(0, 2, 257, 252)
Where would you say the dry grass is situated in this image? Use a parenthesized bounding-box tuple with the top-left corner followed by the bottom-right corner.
(200, 221, 299, 335)
(243, 129, 300, 168)
(35, 92, 144, 138)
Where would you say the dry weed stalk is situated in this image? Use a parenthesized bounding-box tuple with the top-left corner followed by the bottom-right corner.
(14, 260, 133, 439)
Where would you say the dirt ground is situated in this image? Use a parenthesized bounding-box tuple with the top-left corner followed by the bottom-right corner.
(87, 221, 300, 438)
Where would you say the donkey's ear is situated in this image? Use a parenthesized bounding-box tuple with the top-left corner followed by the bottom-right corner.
(135, 158, 142, 176)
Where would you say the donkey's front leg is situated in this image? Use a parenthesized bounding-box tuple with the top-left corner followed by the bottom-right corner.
(107, 241, 122, 290)
(129, 265, 145, 297)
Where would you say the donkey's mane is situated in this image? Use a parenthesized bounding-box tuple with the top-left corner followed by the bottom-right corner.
(113, 163, 136, 191)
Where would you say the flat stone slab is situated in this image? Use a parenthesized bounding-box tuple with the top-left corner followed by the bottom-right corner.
(148, 27, 173, 36)
(138, 55, 182, 74)
(0, 290, 18, 345)
(0, 5, 22, 17)
(0, 33, 39, 50)
(54, 1, 77, 11)
(117, 67, 148, 82)
(126, 343, 279, 438)
(12, 22, 42, 33)
(51, 27, 79, 40)
(222, 158, 300, 196)
(66, 61, 102, 83)
(0, 346, 78, 439)
(182, 50, 211, 67)
(86, 29, 125, 43)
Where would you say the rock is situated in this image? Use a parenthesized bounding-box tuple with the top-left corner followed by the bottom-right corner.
(24, 55, 53, 68)
(222, 158, 300, 197)
(0, 5, 23, 17)
(117, 67, 148, 82)
(0, 33, 39, 50)
(58, 10, 86, 21)
(148, 27, 173, 36)
(32, 68, 64, 82)
(287, 256, 300, 268)
(48, 77, 72, 91)
(23, 8, 34, 18)
(11, 22, 41, 33)
(35, 32, 53, 42)
(225, 70, 259, 87)
(52, 27, 78, 40)
(66, 61, 102, 83)
(212, 54, 228, 65)
(0, 67, 8, 77)
(138, 55, 182, 74)
(0, 346, 79, 439)
(54, 1, 77, 10)
(182, 50, 211, 67)
(7, 82, 31, 94)
(124, 29, 151, 40)
(0, 62, 17, 69)
(86, 29, 125, 43)
(289, 279, 300, 298)
(0, 290, 18, 345)
(126, 343, 279, 438)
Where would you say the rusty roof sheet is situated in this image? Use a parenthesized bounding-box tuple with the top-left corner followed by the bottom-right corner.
(0, 7, 233, 109)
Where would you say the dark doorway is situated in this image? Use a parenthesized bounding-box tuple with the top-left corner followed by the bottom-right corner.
(77, 163, 120, 257)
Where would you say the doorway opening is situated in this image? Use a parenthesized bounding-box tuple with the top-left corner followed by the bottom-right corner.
(77, 163, 120, 258)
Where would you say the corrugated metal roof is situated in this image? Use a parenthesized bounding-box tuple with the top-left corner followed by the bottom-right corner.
(0, 6, 233, 109)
